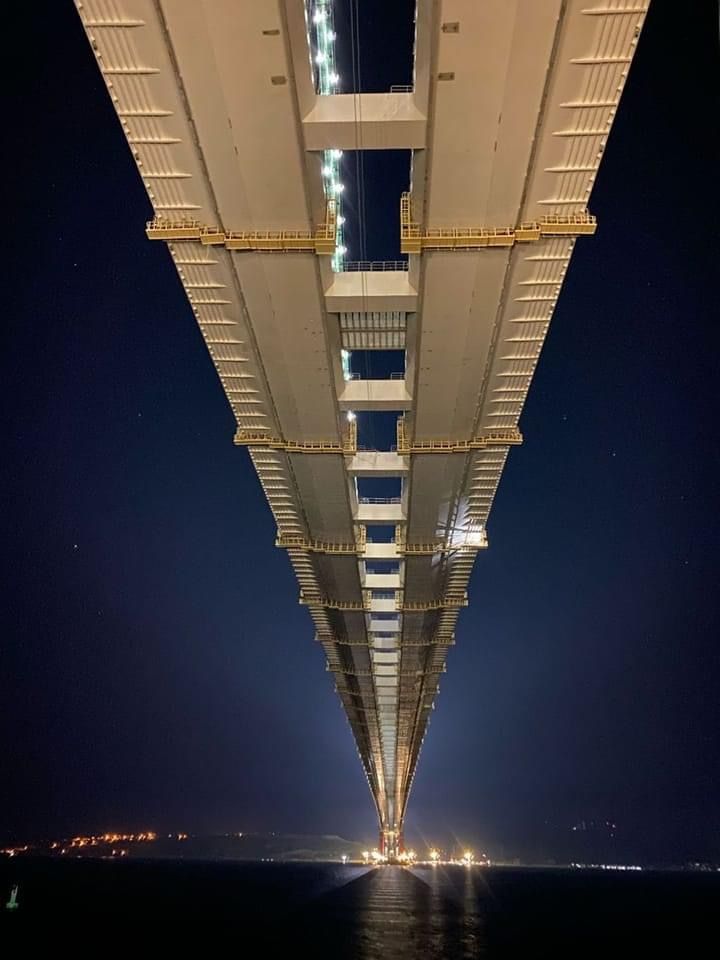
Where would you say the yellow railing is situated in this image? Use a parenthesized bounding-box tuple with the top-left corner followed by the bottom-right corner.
(300, 586, 470, 612)
(345, 417, 358, 453)
(300, 591, 370, 611)
(146, 200, 337, 255)
(397, 593, 469, 611)
(395, 536, 488, 555)
(276, 527, 366, 555)
(332, 668, 441, 678)
(234, 419, 356, 455)
(399, 193, 596, 253)
(536, 212, 598, 237)
(145, 219, 203, 241)
(396, 417, 521, 454)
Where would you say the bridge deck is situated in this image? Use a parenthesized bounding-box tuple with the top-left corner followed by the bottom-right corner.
(75, 0, 649, 854)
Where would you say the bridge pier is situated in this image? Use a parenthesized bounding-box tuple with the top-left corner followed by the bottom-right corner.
(379, 827, 403, 862)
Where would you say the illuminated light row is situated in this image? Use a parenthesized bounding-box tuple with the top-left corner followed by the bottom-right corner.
(68, 831, 157, 846)
(356, 848, 486, 866)
(309, 2, 346, 270)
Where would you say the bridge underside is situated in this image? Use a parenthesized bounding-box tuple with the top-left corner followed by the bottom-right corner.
(75, 0, 649, 844)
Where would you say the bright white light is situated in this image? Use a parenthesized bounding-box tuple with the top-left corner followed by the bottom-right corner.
(315, 51, 326, 64)
(312, 10, 326, 24)
(346, 411, 356, 422)
(327, 30, 336, 41)
(333, 183, 345, 195)
(322, 165, 332, 177)
(331, 149, 343, 159)
(337, 245, 347, 255)
(337, 215, 345, 226)
(329, 72, 340, 85)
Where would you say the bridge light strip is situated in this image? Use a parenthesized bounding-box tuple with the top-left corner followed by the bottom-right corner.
(309, 1, 346, 271)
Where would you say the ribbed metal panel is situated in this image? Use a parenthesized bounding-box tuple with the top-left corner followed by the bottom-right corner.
(340, 312, 408, 350)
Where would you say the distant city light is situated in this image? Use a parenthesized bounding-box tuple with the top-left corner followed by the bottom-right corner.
(572, 862, 643, 872)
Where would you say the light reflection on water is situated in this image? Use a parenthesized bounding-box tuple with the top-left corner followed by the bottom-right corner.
(301, 864, 492, 959)
(2, 858, 718, 955)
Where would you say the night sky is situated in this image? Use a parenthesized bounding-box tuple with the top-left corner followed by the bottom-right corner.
(2, 2, 718, 861)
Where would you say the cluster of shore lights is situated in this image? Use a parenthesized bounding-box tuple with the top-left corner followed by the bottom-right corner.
(363, 849, 386, 864)
(1, 845, 29, 858)
(65, 832, 158, 848)
(310, 2, 347, 271)
(361, 848, 480, 866)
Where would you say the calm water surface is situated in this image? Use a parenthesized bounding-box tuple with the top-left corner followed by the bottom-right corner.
(1, 859, 717, 955)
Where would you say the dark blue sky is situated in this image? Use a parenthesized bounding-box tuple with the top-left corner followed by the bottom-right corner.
(1, 2, 718, 861)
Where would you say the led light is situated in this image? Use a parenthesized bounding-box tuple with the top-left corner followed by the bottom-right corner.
(314, 8, 343, 276)
(346, 411, 356, 422)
